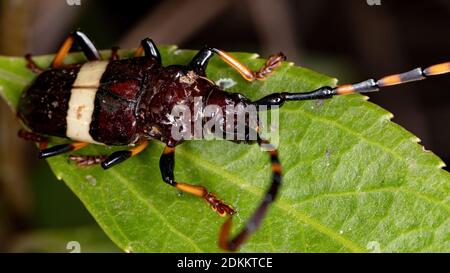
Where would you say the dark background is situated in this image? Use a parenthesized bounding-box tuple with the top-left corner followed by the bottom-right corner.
(0, 0, 448, 252)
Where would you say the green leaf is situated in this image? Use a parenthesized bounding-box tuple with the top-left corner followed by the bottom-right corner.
(0, 47, 448, 252)
(8, 225, 120, 253)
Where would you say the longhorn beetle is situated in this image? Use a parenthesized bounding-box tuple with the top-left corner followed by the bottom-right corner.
(17, 31, 450, 251)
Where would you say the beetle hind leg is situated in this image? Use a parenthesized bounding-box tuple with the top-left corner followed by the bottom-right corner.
(18, 129, 48, 149)
(39, 142, 88, 159)
(24, 54, 44, 74)
(18, 129, 89, 159)
(69, 155, 107, 167)
(52, 30, 101, 68)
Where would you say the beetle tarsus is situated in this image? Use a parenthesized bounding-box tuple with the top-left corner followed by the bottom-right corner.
(254, 52, 286, 80)
(204, 192, 236, 217)
(24, 54, 44, 74)
(69, 155, 107, 167)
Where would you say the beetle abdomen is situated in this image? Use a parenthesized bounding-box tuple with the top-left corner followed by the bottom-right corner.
(18, 64, 81, 138)
(18, 57, 159, 145)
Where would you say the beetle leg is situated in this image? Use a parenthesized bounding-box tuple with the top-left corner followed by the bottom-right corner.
(39, 142, 88, 159)
(24, 54, 44, 74)
(69, 155, 108, 167)
(159, 146, 235, 217)
(188, 46, 215, 76)
(101, 140, 148, 169)
(214, 49, 286, 81)
(110, 46, 120, 61)
(134, 38, 161, 65)
(189, 46, 286, 81)
(18, 129, 48, 149)
(52, 30, 101, 68)
(219, 139, 281, 251)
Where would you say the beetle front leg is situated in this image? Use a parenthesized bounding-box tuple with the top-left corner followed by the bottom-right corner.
(189, 46, 286, 81)
(159, 146, 235, 217)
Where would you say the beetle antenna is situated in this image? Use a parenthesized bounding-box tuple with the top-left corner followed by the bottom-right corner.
(253, 62, 450, 106)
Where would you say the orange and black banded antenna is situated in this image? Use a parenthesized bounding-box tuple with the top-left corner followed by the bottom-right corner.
(253, 62, 450, 106)
(219, 138, 282, 251)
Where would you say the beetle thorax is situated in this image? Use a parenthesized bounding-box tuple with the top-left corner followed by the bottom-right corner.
(138, 65, 216, 146)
